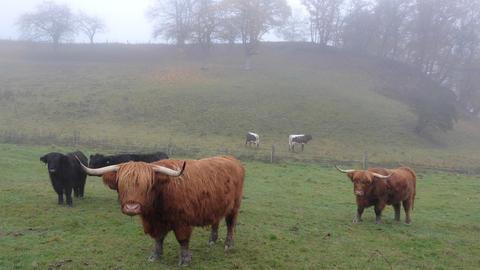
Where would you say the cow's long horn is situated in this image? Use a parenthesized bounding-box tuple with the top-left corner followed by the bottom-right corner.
(75, 155, 119, 176)
(335, 165, 355, 173)
(371, 172, 393, 179)
(152, 161, 186, 177)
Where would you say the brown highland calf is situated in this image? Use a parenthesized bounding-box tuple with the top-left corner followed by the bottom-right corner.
(78, 155, 245, 266)
(335, 166, 416, 224)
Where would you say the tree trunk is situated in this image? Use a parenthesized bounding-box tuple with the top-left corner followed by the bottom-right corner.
(201, 45, 210, 70)
(244, 53, 252, 70)
(53, 40, 59, 50)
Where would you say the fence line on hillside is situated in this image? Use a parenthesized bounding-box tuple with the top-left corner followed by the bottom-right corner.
(1, 130, 479, 175)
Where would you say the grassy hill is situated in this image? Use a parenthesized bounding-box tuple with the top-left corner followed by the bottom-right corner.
(0, 41, 479, 170)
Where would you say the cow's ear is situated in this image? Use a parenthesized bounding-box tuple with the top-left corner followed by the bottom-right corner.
(102, 172, 118, 190)
(40, 155, 48, 164)
(347, 172, 354, 181)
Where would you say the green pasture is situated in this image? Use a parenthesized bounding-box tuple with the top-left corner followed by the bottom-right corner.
(0, 144, 479, 269)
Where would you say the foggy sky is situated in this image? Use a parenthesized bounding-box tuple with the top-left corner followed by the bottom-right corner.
(0, 0, 304, 43)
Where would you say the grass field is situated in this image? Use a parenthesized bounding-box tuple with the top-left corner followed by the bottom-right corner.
(0, 42, 480, 171)
(1, 143, 479, 269)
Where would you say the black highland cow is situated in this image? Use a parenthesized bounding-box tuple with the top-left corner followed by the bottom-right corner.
(89, 152, 169, 168)
(40, 151, 88, 206)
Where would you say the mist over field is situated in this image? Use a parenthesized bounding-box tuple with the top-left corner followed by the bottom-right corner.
(1, 1, 480, 269)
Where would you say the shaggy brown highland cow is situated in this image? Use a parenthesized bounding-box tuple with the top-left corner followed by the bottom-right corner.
(336, 166, 416, 225)
(78, 155, 245, 266)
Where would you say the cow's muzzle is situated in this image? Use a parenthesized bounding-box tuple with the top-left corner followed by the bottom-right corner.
(122, 203, 142, 216)
(354, 190, 364, 196)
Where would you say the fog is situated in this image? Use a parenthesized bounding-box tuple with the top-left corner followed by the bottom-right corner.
(1, 1, 480, 268)
(0, 0, 304, 43)
(0, 0, 478, 163)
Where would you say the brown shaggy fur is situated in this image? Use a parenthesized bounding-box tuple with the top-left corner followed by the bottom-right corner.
(100, 155, 245, 266)
(345, 167, 416, 224)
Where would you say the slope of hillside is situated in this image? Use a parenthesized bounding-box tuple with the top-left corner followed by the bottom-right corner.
(0, 41, 479, 170)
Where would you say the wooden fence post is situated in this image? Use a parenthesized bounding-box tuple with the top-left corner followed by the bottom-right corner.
(271, 145, 275, 163)
(167, 143, 173, 156)
(73, 130, 79, 146)
(363, 151, 368, 169)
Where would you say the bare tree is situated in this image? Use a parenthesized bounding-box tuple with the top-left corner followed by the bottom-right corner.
(450, 0, 480, 115)
(342, 0, 376, 53)
(191, 0, 218, 68)
(302, 0, 344, 45)
(17, 1, 76, 47)
(405, 0, 455, 80)
(278, 8, 309, 42)
(373, 0, 414, 59)
(216, 0, 240, 45)
(148, 0, 196, 46)
(192, 0, 218, 45)
(77, 12, 106, 44)
(222, 0, 291, 70)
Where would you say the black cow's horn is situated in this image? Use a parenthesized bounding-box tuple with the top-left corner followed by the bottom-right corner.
(75, 155, 119, 176)
(152, 161, 186, 177)
(335, 165, 355, 173)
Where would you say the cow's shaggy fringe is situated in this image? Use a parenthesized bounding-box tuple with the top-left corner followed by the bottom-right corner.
(117, 162, 156, 204)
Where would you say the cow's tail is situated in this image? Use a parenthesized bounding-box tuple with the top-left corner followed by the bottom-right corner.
(401, 166, 417, 210)
(412, 188, 416, 211)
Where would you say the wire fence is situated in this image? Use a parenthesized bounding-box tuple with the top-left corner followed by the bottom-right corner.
(166, 144, 480, 175)
(1, 130, 479, 175)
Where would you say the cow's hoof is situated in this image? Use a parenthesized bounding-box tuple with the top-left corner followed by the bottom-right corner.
(405, 221, 412, 226)
(178, 260, 191, 267)
(208, 233, 218, 246)
(67, 204, 73, 208)
(148, 253, 161, 262)
(352, 218, 362, 224)
(178, 251, 192, 267)
(224, 238, 234, 251)
(375, 220, 382, 225)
